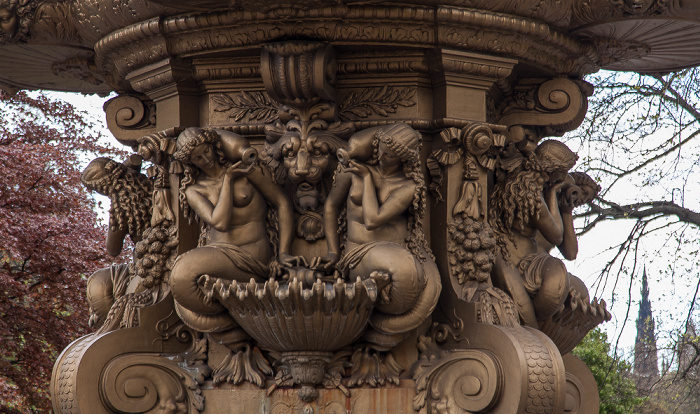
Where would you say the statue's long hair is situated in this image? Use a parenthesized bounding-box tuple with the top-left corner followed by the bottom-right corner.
(173, 128, 229, 224)
(488, 140, 577, 257)
(372, 125, 434, 262)
(81, 158, 153, 240)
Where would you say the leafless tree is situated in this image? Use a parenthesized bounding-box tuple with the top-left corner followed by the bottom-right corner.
(564, 68, 700, 391)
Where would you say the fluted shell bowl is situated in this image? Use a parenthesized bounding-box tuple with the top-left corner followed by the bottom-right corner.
(199, 275, 377, 352)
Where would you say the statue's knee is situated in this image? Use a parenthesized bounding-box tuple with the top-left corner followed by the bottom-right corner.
(366, 246, 421, 315)
(86, 268, 115, 320)
(171, 248, 225, 314)
(568, 274, 590, 303)
(533, 257, 569, 320)
(174, 301, 236, 333)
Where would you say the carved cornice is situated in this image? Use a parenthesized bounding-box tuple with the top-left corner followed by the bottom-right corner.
(71, 0, 172, 45)
(3, 1, 700, 93)
(337, 52, 430, 75)
(93, 17, 166, 90)
(91, 5, 606, 92)
(125, 58, 196, 98)
(212, 118, 508, 136)
(192, 58, 261, 83)
(436, 8, 598, 76)
(133, 0, 700, 27)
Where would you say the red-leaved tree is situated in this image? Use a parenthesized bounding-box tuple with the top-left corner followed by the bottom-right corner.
(0, 91, 121, 412)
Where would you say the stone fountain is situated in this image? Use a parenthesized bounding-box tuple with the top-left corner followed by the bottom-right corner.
(1, 0, 699, 413)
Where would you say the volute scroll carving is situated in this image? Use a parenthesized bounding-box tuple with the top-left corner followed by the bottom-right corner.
(413, 331, 504, 414)
(100, 354, 208, 414)
(104, 94, 158, 147)
(498, 78, 593, 139)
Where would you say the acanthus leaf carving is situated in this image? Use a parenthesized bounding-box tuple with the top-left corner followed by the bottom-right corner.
(592, 37, 652, 67)
(51, 57, 104, 86)
(269, 350, 351, 403)
(31, 1, 81, 45)
(338, 86, 417, 121)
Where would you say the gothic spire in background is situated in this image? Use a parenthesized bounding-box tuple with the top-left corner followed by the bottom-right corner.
(634, 266, 659, 390)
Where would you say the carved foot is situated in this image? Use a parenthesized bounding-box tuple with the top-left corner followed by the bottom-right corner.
(212, 343, 273, 387)
(348, 345, 403, 387)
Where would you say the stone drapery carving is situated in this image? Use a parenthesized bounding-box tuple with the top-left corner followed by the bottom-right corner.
(169, 127, 301, 386)
(315, 123, 442, 386)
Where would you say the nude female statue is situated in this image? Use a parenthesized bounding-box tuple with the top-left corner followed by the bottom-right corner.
(313, 123, 441, 354)
(169, 128, 300, 336)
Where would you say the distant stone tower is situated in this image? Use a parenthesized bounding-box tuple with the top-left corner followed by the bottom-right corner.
(634, 267, 659, 391)
(677, 320, 698, 377)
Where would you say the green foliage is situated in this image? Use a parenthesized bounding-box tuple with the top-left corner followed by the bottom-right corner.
(572, 328, 646, 414)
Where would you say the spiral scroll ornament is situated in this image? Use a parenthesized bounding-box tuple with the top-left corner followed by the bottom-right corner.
(498, 78, 592, 137)
(413, 337, 503, 414)
(104, 94, 157, 146)
(100, 354, 206, 414)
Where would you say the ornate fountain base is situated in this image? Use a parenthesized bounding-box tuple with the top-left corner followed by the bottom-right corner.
(202, 380, 418, 414)
(51, 292, 600, 414)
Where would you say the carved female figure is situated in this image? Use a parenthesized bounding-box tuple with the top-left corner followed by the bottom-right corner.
(314, 123, 441, 350)
(80, 156, 153, 328)
(489, 139, 578, 327)
(534, 170, 601, 303)
(170, 128, 298, 336)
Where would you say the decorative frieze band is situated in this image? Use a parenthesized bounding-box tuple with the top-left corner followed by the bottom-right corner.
(92, 5, 600, 90)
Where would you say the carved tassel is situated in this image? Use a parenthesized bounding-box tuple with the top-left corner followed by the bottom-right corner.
(453, 181, 482, 220)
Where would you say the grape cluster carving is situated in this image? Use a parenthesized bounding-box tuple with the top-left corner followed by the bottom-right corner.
(130, 221, 178, 288)
(447, 214, 497, 284)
